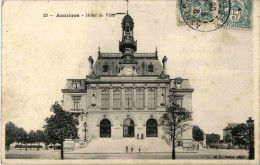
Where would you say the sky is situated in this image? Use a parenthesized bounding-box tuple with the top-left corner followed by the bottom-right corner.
(2, 1, 255, 138)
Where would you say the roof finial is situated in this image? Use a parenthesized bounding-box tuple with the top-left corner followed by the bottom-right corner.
(98, 46, 100, 57)
(155, 46, 158, 58)
(126, 0, 129, 14)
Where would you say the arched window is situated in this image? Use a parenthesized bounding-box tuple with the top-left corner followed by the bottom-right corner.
(123, 118, 135, 137)
(100, 119, 111, 138)
(146, 119, 158, 137)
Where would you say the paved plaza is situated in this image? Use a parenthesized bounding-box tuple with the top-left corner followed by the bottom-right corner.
(5, 147, 249, 160)
(5, 138, 248, 160)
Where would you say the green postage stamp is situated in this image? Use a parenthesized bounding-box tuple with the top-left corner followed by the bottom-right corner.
(177, 0, 253, 31)
(222, 0, 252, 29)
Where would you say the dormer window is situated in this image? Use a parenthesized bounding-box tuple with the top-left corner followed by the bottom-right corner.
(103, 65, 109, 72)
(73, 82, 80, 89)
(148, 64, 154, 72)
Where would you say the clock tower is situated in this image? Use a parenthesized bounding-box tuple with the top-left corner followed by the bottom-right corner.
(118, 13, 138, 76)
(119, 14, 137, 58)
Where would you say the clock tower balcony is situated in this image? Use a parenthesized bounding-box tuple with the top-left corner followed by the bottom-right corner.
(119, 36, 137, 52)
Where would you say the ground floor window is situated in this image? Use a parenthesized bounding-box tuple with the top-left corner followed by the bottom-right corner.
(123, 118, 135, 137)
(146, 118, 157, 137)
(100, 119, 111, 138)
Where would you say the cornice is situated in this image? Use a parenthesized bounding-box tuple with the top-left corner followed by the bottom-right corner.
(85, 80, 171, 84)
(61, 89, 87, 93)
(171, 89, 194, 92)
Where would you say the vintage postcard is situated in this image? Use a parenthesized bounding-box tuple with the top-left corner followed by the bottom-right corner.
(2, 0, 260, 164)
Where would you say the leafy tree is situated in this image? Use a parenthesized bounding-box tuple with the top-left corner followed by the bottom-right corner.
(36, 130, 45, 150)
(159, 91, 192, 159)
(192, 125, 204, 142)
(16, 127, 28, 150)
(43, 131, 51, 150)
(224, 133, 232, 143)
(206, 133, 220, 145)
(5, 122, 18, 151)
(22, 131, 29, 151)
(28, 130, 37, 149)
(44, 102, 78, 159)
(232, 123, 249, 147)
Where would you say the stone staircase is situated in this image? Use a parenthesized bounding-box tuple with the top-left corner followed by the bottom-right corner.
(71, 137, 185, 153)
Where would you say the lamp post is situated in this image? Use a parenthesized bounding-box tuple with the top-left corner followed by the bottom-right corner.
(246, 117, 254, 160)
(83, 122, 88, 141)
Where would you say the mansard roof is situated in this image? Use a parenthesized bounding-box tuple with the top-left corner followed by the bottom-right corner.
(223, 123, 242, 130)
(91, 52, 163, 76)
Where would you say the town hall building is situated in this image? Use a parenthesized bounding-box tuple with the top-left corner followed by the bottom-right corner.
(61, 13, 194, 149)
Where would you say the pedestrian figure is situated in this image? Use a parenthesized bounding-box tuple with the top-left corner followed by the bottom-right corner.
(131, 145, 133, 153)
(137, 133, 139, 139)
(126, 145, 128, 152)
(141, 133, 144, 139)
(139, 146, 141, 153)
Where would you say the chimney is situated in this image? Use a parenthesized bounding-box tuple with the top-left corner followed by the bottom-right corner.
(162, 56, 168, 74)
(88, 56, 94, 74)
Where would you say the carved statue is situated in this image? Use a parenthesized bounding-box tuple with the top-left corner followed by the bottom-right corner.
(91, 93, 96, 107)
(160, 93, 165, 106)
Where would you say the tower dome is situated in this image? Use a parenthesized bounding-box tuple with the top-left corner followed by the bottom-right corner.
(119, 14, 137, 55)
(122, 14, 134, 25)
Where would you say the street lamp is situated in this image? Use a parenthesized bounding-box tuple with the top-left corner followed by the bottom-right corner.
(246, 117, 254, 160)
(83, 122, 88, 141)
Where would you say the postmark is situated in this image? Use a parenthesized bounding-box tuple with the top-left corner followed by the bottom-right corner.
(220, 0, 253, 29)
(178, 0, 231, 32)
(177, 0, 253, 31)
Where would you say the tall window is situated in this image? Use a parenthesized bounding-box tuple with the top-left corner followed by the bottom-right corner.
(148, 88, 156, 109)
(136, 88, 144, 109)
(176, 97, 183, 108)
(74, 115, 79, 125)
(73, 99, 80, 109)
(125, 88, 133, 109)
(101, 89, 109, 110)
(113, 89, 121, 110)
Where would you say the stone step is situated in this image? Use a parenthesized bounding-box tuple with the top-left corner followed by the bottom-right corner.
(72, 138, 175, 153)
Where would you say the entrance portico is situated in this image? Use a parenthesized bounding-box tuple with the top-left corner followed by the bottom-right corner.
(123, 118, 135, 137)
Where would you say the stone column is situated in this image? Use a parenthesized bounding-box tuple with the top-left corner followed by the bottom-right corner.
(97, 86, 101, 107)
(133, 86, 136, 110)
(121, 86, 125, 110)
(144, 86, 148, 110)
(157, 86, 160, 107)
(87, 86, 90, 108)
(109, 86, 113, 110)
(166, 86, 169, 106)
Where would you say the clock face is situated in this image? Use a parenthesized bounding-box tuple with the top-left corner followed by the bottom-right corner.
(124, 67, 133, 76)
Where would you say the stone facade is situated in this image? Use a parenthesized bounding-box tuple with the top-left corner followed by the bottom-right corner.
(61, 13, 194, 148)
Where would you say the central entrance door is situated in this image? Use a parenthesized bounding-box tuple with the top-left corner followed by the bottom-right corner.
(146, 119, 158, 137)
(100, 119, 111, 138)
(123, 118, 135, 137)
